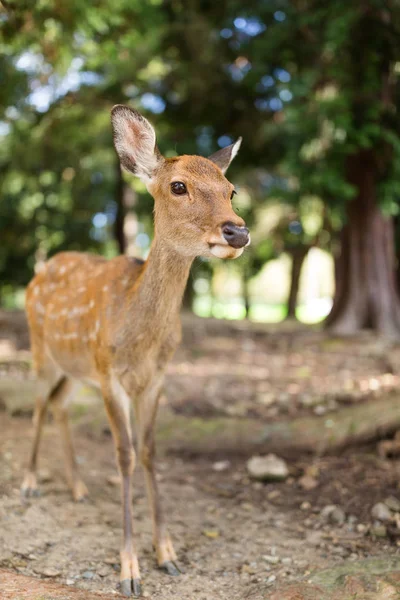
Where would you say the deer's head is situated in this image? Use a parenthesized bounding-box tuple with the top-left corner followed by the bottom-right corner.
(111, 105, 250, 260)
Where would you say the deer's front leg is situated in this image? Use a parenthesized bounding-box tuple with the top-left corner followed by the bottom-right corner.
(103, 382, 141, 597)
(135, 378, 181, 577)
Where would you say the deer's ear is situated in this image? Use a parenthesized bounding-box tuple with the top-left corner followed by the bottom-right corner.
(111, 105, 163, 182)
(208, 137, 242, 174)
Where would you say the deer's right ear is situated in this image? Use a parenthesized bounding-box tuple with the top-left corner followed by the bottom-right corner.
(111, 105, 163, 183)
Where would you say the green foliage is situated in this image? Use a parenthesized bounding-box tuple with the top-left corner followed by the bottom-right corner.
(1, 0, 400, 304)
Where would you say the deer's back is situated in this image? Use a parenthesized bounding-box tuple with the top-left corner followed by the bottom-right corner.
(26, 251, 145, 379)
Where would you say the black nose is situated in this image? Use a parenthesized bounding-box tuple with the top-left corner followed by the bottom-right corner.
(222, 222, 250, 249)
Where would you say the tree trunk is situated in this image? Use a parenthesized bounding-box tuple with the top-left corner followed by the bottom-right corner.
(326, 151, 400, 337)
(182, 271, 194, 311)
(114, 161, 126, 255)
(242, 269, 251, 318)
(286, 246, 309, 320)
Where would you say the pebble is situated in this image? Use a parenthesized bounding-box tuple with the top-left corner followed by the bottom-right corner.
(384, 496, 400, 512)
(82, 570, 95, 579)
(300, 501, 311, 511)
(212, 460, 230, 472)
(371, 502, 392, 522)
(262, 555, 280, 565)
(247, 454, 289, 482)
(320, 504, 346, 525)
(298, 475, 318, 491)
(66, 579, 75, 586)
(38, 468, 52, 483)
(41, 568, 61, 577)
(370, 524, 387, 538)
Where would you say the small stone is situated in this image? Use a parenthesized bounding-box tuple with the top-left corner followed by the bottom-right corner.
(66, 579, 75, 586)
(262, 555, 280, 565)
(241, 564, 256, 574)
(371, 502, 392, 522)
(300, 501, 311, 511)
(384, 496, 400, 512)
(107, 475, 121, 487)
(38, 468, 52, 483)
(41, 568, 61, 577)
(256, 393, 275, 406)
(247, 454, 289, 482)
(321, 504, 346, 525)
(82, 570, 95, 579)
(298, 475, 318, 491)
(370, 524, 387, 538)
(281, 557, 292, 565)
(202, 529, 219, 539)
(267, 574, 276, 584)
(268, 490, 281, 500)
(212, 460, 230, 472)
(357, 523, 366, 533)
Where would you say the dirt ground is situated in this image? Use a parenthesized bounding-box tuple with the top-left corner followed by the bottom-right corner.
(1, 313, 400, 599)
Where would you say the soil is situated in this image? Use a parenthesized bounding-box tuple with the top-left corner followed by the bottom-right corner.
(1, 312, 400, 599)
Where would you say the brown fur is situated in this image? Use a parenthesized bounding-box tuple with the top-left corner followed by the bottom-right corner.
(22, 106, 249, 596)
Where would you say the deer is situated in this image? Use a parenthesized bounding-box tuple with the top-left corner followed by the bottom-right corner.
(21, 105, 250, 597)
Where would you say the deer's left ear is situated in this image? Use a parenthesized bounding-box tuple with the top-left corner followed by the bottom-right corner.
(208, 137, 242, 174)
(111, 104, 164, 183)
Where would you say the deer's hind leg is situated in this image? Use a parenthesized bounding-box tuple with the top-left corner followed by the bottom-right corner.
(22, 370, 88, 501)
(21, 371, 63, 498)
(48, 376, 88, 501)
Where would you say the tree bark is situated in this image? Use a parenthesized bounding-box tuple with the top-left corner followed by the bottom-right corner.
(114, 161, 126, 255)
(326, 151, 400, 337)
(182, 271, 194, 311)
(242, 269, 251, 318)
(286, 246, 309, 320)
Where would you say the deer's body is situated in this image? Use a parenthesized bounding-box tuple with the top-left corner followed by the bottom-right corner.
(22, 106, 249, 597)
(27, 249, 183, 388)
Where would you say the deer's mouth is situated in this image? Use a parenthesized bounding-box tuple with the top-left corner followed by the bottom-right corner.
(208, 243, 244, 259)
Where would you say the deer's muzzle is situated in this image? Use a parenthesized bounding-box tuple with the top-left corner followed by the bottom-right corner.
(221, 222, 250, 249)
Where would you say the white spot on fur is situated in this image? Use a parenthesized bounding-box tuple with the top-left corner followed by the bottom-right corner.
(35, 302, 45, 314)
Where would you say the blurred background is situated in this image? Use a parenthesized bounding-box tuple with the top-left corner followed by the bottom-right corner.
(2, 0, 400, 334)
(4, 3, 400, 598)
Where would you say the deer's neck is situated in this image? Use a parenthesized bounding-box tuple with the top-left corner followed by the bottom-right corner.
(128, 236, 192, 338)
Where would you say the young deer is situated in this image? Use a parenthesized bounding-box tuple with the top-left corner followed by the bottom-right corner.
(21, 105, 249, 597)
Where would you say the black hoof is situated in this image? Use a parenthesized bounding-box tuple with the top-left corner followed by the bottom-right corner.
(120, 579, 132, 597)
(133, 579, 142, 597)
(120, 578, 142, 597)
(21, 488, 40, 499)
(160, 560, 181, 576)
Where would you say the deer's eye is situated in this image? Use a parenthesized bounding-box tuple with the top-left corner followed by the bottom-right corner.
(230, 189, 237, 200)
(171, 181, 187, 195)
